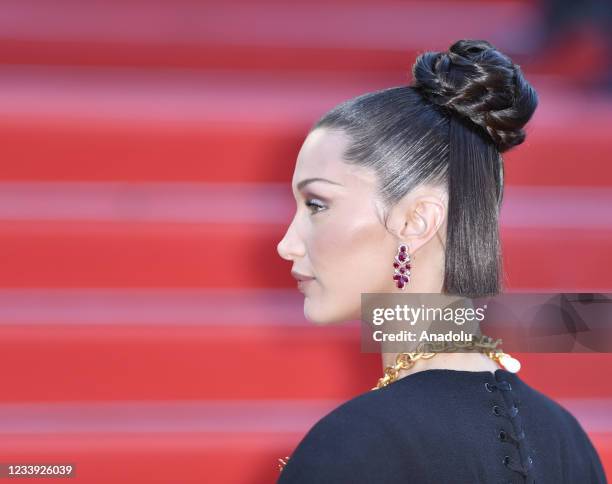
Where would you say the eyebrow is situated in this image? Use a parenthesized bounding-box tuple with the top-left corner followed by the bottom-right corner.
(296, 177, 344, 191)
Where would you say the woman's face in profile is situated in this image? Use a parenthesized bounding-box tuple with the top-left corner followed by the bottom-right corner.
(277, 127, 399, 324)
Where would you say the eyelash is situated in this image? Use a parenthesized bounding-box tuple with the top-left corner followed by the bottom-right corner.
(304, 198, 327, 214)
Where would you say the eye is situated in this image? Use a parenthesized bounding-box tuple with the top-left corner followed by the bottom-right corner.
(304, 198, 327, 214)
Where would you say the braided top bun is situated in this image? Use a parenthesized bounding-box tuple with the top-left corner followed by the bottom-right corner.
(411, 39, 538, 153)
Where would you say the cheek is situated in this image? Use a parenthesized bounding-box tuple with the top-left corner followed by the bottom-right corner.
(310, 209, 391, 291)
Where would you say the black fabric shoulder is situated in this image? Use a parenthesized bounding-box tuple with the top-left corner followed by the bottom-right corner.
(525, 386, 608, 482)
(276, 389, 409, 483)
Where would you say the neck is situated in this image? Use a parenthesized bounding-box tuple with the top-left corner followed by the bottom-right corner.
(381, 351, 500, 381)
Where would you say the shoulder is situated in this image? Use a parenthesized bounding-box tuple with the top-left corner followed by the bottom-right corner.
(517, 381, 607, 481)
(277, 385, 416, 483)
(279, 370, 498, 483)
(521, 381, 592, 438)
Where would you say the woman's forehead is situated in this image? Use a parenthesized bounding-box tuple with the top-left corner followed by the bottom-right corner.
(293, 128, 376, 189)
(295, 129, 348, 175)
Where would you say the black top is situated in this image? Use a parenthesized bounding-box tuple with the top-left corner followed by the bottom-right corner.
(277, 368, 607, 483)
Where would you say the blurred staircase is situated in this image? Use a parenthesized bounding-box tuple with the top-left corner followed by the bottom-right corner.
(0, 1, 611, 482)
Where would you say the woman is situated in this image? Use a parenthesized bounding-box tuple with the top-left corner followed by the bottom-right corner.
(275, 39, 607, 483)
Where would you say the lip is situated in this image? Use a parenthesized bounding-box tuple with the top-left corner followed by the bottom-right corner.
(296, 278, 314, 293)
(291, 270, 315, 282)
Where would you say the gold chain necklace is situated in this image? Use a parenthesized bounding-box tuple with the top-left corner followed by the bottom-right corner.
(371, 334, 520, 390)
(278, 335, 520, 472)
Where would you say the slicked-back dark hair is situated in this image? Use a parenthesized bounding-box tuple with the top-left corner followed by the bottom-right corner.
(310, 39, 538, 297)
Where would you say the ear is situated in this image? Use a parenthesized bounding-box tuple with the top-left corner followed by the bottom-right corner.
(389, 185, 447, 253)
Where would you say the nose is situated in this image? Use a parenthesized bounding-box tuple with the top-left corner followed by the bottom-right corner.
(277, 217, 304, 262)
(276, 238, 290, 261)
(276, 232, 296, 262)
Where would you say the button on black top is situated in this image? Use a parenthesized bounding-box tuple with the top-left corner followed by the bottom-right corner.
(497, 380, 512, 391)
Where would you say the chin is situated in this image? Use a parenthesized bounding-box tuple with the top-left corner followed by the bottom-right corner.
(303, 298, 355, 326)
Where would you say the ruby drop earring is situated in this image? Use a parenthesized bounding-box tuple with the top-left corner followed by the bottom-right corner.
(392, 243, 412, 290)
